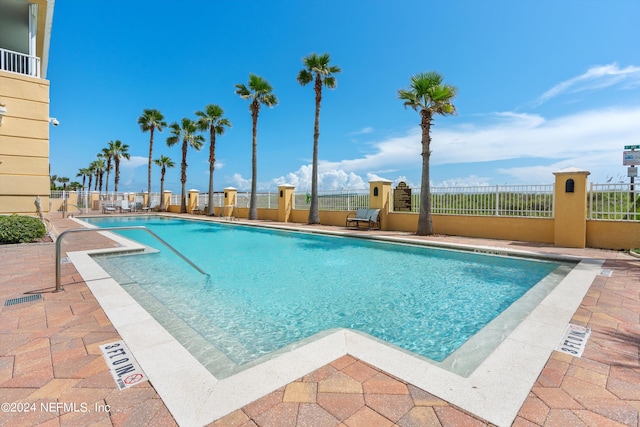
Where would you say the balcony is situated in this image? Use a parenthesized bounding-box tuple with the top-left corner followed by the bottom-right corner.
(0, 47, 41, 78)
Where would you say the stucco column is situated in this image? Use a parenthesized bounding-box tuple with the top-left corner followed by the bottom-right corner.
(224, 187, 237, 218)
(553, 168, 590, 248)
(91, 191, 100, 211)
(187, 189, 199, 213)
(162, 191, 172, 211)
(369, 180, 392, 230)
(278, 185, 295, 223)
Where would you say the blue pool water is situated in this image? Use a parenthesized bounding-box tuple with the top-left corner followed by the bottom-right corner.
(84, 216, 564, 367)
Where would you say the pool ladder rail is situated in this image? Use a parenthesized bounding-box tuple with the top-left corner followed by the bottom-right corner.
(55, 226, 210, 292)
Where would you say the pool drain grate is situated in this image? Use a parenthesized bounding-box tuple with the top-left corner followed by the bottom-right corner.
(4, 294, 42, 306)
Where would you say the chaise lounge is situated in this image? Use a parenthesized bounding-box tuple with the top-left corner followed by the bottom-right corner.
(102, 202, 116, 214)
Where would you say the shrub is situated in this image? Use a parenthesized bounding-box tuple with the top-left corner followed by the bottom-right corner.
(0, 214, 46, 244)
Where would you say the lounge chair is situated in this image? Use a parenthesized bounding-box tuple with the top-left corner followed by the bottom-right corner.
(346, 208, 381, 230)
(102, 203, 116, 214)
(191, 202, 206, 215)
(120, 200, 132, 213)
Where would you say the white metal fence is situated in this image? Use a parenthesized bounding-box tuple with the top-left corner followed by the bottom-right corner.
(1, 47, 40, 78)
(393, 185, 555, 218)
(235, 192, 278, 209)
(293, 190, 370, 211)
(48, 183, 640, 221)
(589, 183, 640, 220)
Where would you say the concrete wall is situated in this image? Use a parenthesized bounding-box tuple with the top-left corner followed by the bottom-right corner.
(0, 71, 51, 216)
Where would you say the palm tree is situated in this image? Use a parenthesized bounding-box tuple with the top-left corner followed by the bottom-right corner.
(235, 74, 278, 220)
(297, 53, 341, 224)
(85, 166, 94, 192)
(77, 168, 90, 190)
(93, 158, 106, 193)
(109, 140, 130, 193)
(101, 145, 114, 193)
(50, 174, 58, 190)
(88, 160, 100, 191)
(153, 155, 175, 212)
(57, 176, 69, 191)
(398, 71, 457, 235)
(68, 181, 82, 191)
(196, 104, 232, 216)
(166, 118, 205, 213)
(138, 109, 167, 204)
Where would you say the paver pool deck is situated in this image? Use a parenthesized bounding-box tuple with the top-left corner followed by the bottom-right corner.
(0, 212, 638, 426)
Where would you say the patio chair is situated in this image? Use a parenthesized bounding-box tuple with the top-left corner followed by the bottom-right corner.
(346, 208, 371, 228)
(120, 200, 132, 213)
(102, 203, 116, 214)
(346, 208, 380, 230)
(191, 202, 206, 215)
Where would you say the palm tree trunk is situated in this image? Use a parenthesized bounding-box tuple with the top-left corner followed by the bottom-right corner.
(147, 127, 154, 204)
(207, 129, 216, 216)
(417, 111, 434, 236)
(249, 109, 259, 220)
(114, 159, 120, 193)
(180, 140, 188, 214)
(105, 160, 111, 193)
(308, 76, 322, 224)
(159, 168, 166, 211)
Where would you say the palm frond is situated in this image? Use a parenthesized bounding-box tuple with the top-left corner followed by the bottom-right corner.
(297, 69, 313, 86)
(324, 76, 337, 89)
(235, 83, 251, 99)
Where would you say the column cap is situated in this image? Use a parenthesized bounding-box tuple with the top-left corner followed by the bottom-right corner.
(553, 167, 590, 176)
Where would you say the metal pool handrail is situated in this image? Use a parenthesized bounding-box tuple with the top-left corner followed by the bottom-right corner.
(55, 226, 209, 292)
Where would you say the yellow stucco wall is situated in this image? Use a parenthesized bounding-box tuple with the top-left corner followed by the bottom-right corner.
(586, 221, 640, 250)
(0, 71, 50, 216)
(385, 212, 555, 243)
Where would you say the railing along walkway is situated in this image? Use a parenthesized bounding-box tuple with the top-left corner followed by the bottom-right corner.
(55, 226, 209, 292)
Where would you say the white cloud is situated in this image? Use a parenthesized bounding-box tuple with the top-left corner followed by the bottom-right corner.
(432, 175, 492, 188)
(228, 173, 251, 190)
(120, 155, 148, 169)
(266, 105, 640, 189)
(432, 107, 640, 167)
(272, 165, 367, 191)
(534, 63, 640, 106)
(349, 126, 374, 135)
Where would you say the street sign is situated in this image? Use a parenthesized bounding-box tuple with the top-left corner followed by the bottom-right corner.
(624, 145, 640, 150)
(623, 151, 640, 165)
(628, 167, 638, 178)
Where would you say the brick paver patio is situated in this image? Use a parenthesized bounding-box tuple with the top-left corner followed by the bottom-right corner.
(0, 213, 638, 426)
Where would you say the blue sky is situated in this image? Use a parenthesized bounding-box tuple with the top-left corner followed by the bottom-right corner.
(48, 0, 640, 194)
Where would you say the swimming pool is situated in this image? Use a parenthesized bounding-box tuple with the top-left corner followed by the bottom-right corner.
(82, 215, 573, 378)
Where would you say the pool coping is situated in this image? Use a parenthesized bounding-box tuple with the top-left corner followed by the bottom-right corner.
(67, 216, 604, 427)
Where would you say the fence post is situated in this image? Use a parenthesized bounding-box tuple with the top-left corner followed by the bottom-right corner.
(187, 189, 199, 213)
(369, 179, 392, 230)
(495, 185, 500, 216)
(278, 185, 295, 223)
(223, 187, 237, 218)
(553, 168, 590, 248)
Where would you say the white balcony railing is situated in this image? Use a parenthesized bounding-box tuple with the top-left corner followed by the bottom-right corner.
(0, 47, 41, 78)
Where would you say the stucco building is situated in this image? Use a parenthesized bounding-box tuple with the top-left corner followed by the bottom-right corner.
(0, 0, 55, 217)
